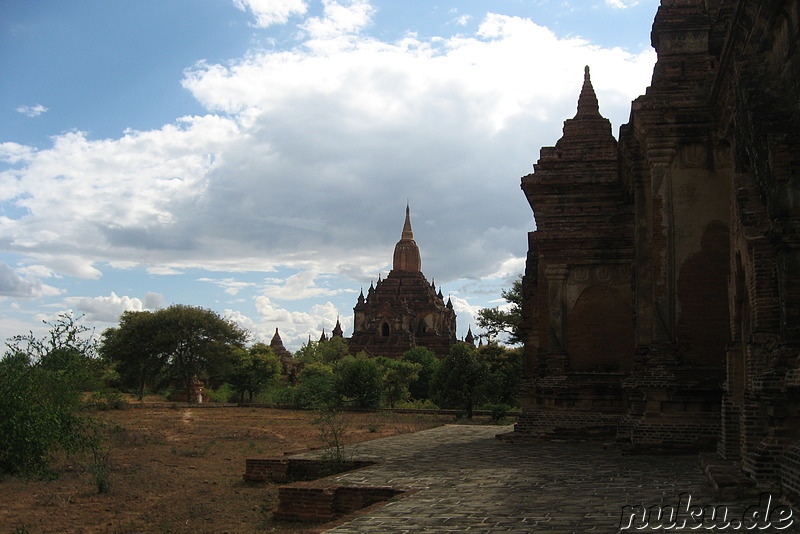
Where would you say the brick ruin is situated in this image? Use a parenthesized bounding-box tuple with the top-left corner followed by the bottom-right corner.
(515, 0, 800, 498)
(348, 205, 458, 358)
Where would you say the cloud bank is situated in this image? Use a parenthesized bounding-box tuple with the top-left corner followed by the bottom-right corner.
(0, 0, 656, 348)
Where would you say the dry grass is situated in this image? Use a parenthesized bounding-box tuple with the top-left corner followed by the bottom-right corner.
(0, 404, 454, 534)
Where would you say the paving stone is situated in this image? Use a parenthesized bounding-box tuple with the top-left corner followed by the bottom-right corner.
(285, 425, 800, 533)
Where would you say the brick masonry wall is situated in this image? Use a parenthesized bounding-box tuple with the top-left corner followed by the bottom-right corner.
(273, 481, 401, 522)
(243, 458, 374, 483)
(781, 441, 800, 502)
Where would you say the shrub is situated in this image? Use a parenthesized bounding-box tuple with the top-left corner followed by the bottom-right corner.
(204, 383, 236, 403)
(482, 403, 512, 423)
(0, 353, 87, 478)
(395, 399, 439, 410)
(334, 355, 383, 409)
(86, 389, 128, 411)
(0, 314, 110, 479)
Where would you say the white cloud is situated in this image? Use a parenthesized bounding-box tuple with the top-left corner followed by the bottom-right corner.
(63, 292, 145, 323)
(300, 0, 375, 41)
(449, 294, 482, 332)
(16, 104, 48, 117)
(605, 0, 639, 8)
(263, 270, 347, 300)
(224, 308, 260, 336)
(0, 262, 43, 298)
(198, 277, 256, 295)
(233, 0, 308, 28)
(0, 142, 35, 165)
(252, 295, 346, 349)
(144, 292, 163, 309)
(0, 2, 656, 313)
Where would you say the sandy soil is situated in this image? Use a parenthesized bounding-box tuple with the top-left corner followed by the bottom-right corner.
(0, 404, 455, 534)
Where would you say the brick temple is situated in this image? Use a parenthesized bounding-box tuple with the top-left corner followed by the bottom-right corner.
(347, 205, 457, 358)
(514, 0, 800, 499)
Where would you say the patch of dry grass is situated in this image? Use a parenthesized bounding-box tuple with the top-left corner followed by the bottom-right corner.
(0, 406, 452, 533)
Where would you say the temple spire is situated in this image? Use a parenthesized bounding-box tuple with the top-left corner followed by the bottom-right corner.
(402, 202, 413, 240)
(392, 204, 422, 272)
(575, 65, 600, 118)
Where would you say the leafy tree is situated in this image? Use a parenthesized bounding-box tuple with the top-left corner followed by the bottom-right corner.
(101, 311, 164, 401)
(101, 305, 248, 402)
(293, 340, 321, 364)
(476, 275, 524, 345)
(0, 314, 95, 478)
(229, 344, 280, 403)
(320, 336, 350, 363)
(378, 357, 421, 407)
(10, 312, 108, 391)
(431, 343, 487, 418)
(400, 347, 439, 401)
(334, 354, 383, 408)
(294, 337, 349, 364)
(478, 344, 522, 407)
(293, 362, 337, 408)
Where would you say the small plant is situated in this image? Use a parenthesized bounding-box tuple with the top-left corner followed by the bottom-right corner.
(90, 444, 112, 493)
(367, 424, 379, 433)
(485, 403, 512, 423)
(173, 441, 214, 457)
(87, 389, 128, 410)
(14, 524, 30, 534)
(313, 406, 351, 472)
(255, 502, 271, 530)
(87, 424, 113, 493)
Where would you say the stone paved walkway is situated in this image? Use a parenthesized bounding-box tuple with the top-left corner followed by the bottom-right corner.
(294, 425, 800, 533)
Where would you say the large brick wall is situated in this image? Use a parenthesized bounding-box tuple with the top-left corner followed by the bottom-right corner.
(514, 0, 800, 499)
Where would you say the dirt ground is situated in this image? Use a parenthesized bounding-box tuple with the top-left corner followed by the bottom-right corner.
(0, 403, 457, 534)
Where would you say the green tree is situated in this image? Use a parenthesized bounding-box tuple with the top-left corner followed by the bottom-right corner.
(431, 343, 487, 418)
(293, 340, 321, 364)
(101, 305, 248, 402)
(0, 314, 95, 478)
(478, 344, 522, 407)
(101, 311, 165, 401)
(294, 337, 349, 364)
(334, 354, 383, 408)
(400, 347, 439, 401)
(476, 275, 524, 345)
(320, 336, 350, 363)
(378, 357, 421, 407)
(293, 362, 337, 408)
(229, 344, 280, 403)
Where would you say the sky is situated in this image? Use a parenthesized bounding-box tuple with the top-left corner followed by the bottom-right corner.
(0, 0, 659, 351)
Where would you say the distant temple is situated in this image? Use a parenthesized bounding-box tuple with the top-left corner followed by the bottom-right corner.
(269, 328, 292, 359)
(347, 205, 457, 358)
(270, 328, 299, 383)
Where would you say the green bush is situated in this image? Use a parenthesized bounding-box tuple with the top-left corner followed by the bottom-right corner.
(395, 399, 438, 410)
(0, 353, 87, 478)
(481, 403, 512, 423)
(86, 389, 128, 411)
(334, 355, 383, 409)
(0, 314, 107, 479)
(204, 383, 236, 403)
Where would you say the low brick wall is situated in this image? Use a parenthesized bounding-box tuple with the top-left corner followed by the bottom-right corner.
(243, 458, 290, 482)
(273, 481, 402, 522)
(244, 458, 375, 483)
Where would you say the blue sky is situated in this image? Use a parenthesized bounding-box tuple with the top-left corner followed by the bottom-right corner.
(1, 0, 658, 350)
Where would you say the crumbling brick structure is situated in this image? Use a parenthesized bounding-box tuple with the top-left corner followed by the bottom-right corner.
(516, 0, 800, 498)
